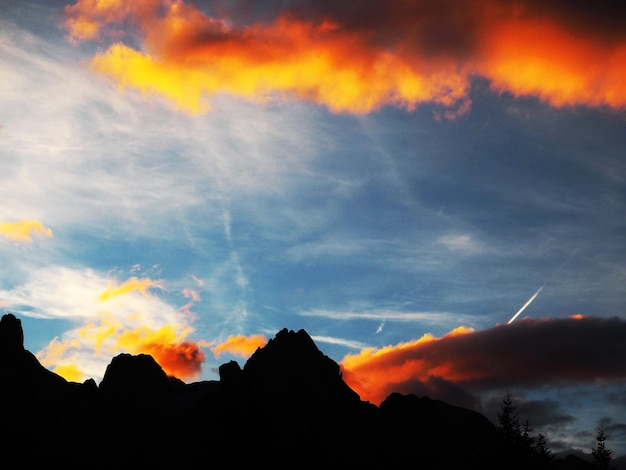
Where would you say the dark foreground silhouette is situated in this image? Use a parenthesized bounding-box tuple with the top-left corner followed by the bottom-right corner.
(0, 313, 598, 469)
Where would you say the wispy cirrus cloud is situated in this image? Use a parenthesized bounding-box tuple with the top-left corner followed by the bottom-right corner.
(0, 14, 323, 242)
(311, 335, 369, 350)
(300, 308, 479, 326)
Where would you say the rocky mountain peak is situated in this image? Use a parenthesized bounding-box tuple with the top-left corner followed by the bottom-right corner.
(99, 352, 173, 410)
(243, 327, 339, 378)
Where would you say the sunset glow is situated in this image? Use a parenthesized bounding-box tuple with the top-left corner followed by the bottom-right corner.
(63, 0, 626, 115)
(479, 20, 626, 108)
(341, 326, 475, 405)
(4, 0, 626, 457)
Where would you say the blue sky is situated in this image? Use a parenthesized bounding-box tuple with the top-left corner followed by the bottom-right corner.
(1, 0, 626, 459)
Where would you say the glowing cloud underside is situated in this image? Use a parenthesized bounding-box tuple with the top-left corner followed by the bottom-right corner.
(340, 316, 626, 406)
(62, 0, 626, 114)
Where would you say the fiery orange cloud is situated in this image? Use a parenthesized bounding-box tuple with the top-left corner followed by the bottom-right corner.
(143, 341, 205, 379)
(98, 276, 164, 301)
(63, 0, 471, 114)
(0, 219, 53, 243)
(40, 315, 206, 382)
(115, 324, 205, 379)
(63, 0, 626, 114)
(340, 326, 475, 405)
(211, 334, 268, 358)
(341, 316, 626, 407)
(478, 19, 626, 108)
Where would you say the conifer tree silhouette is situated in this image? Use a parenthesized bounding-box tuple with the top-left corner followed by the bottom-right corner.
(496, 391, 557, 470)
(532, 433, 553, 470)
(521, 418, 535, 451)
(592, 423, 614, 470)
(497, 391, 522, 444)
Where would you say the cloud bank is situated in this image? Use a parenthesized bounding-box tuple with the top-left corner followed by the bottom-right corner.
(340, 316, 626, 407)
(63, 0, 626, 115)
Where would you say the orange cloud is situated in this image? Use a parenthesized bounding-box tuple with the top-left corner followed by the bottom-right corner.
(0, 219, 53, 243)
(340, 316, 626, 407)
(340, 326, 475, 405)
(115, 323, 205, 379)
(63, 0, 471, 114)
(478, 19, 626, 108)
(98, 276, 164, 301)
(211, 333, 267, 358)
(40, 314, 206, 382)
(63, 0, 626, 114)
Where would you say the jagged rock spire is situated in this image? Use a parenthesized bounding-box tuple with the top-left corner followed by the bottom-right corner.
(0, 313, 24, 357)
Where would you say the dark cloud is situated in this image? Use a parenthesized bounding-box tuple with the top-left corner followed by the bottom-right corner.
(439, 316, 626, 390)
(342, 316, 626, 405)
(601, 417, 626, 439)
(393, 375, 481, 410)
(224, 0, 626, 50)
(482, 394, 575, 431)
(519, 0, 626, 42)
(518, 398, 576, 429)
(287, 0, 482, 58)
(606, 388, 626, 407)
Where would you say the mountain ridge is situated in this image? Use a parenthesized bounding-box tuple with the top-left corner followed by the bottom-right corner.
(0, 313, 598, 469)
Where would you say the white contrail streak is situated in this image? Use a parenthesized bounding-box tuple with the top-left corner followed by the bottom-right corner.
(507, 286, 544, 324)
(505, 248, 579, 325)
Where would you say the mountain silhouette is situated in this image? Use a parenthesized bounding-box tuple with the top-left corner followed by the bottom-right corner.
(0, 314, 600, 469)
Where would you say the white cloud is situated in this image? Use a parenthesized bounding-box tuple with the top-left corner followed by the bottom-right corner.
(0, 265, 179, 323)
(437, 233, 484, 254)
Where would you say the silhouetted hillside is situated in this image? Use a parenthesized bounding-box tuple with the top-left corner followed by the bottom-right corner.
(0, 313, 601, 469)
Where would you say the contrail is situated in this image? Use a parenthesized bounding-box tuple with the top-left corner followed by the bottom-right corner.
(507, 286, 544, 324)
(506, 248, 579, 324)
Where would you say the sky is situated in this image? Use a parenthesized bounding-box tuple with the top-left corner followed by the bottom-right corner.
(1, 0, 626, 459)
